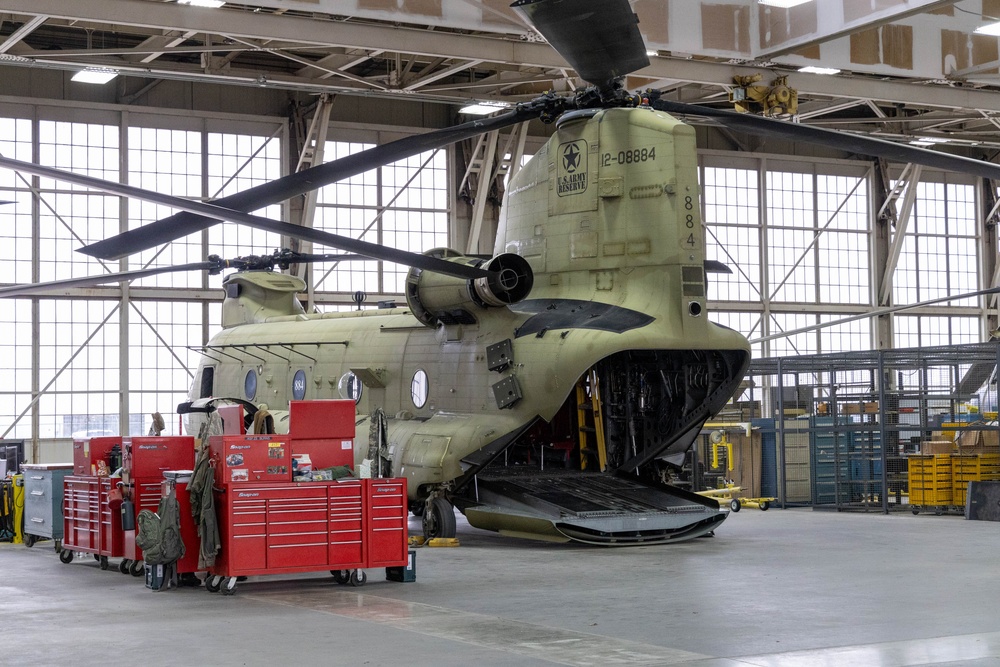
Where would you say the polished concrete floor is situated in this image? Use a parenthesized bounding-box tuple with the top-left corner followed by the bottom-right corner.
(3, 507, 1000, 666)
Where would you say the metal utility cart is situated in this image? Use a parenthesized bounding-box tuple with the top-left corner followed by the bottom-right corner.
(22, 463, 73, 549)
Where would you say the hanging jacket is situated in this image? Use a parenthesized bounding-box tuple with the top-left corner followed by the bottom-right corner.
(188, 445, 220, 569)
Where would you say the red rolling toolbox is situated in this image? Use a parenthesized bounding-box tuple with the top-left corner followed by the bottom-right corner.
(207, 477, 408, 594)
(121, 436, 196, 571)
(61, 475, 125, 571)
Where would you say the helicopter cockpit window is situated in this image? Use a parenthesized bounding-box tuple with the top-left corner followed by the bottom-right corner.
(200, 367, 215, 399)
(411, 369, 428, 409)
(244, 369, 257, 401)
(338, 371, 362, 403)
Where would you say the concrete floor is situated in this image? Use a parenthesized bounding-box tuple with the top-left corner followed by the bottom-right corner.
(3, 508, 1000, 666)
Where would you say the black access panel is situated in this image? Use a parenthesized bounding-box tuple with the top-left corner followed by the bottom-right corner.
(965, 481, 1000, 521)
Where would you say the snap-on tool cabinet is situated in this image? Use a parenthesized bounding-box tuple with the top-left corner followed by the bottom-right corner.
(121, 436, 196, 568)
(204, 428, 410, 595)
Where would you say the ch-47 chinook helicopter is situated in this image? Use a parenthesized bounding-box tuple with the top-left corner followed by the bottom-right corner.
(5, 0, 1000, 545)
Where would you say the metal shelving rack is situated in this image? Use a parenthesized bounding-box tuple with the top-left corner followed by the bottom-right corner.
(734, 343, 1000, 512)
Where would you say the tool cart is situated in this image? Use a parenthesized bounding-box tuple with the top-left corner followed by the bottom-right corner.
(22, 463, 74, 550)
(203, 409, 410, 595)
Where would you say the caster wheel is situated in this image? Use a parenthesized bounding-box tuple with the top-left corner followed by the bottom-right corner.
(331, 570, 350, 585)
(205, 575, 223, 593)
(99, 556, 110, 570)
(24, 534, 36, 548)
(759, 501, 770, 511)
(93, 554, 101, 562)
(179, 573, 202, 587)
(129, 560, 145, 577)
(730, 499, 741, 512)
(119, 559, 130, 574)
(220, 577, 238, 596)
(350, 570, 367, 587)
(59, 549, 74, 564)
(912, 509, 920, 515)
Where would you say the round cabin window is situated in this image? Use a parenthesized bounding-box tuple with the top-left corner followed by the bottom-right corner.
(292, 369, 307, 400)
(338, 371, 362, 403)
(411, 369, 428, 408)
(244, 369, 257, 401)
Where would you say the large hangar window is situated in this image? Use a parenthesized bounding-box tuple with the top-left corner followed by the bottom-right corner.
(312, 141, 449, 304)
(702, 153, 983, 355)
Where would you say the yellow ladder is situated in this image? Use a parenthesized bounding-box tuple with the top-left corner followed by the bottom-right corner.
(576, 370, 607, 471)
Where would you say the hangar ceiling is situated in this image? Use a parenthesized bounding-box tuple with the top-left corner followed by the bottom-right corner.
(4, 1, 1000, 149)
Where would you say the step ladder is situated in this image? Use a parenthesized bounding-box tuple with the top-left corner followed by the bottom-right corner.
(576, 370, 607, 472)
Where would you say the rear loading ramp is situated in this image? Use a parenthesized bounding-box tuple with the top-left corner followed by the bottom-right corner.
(459, 472, 726, 545)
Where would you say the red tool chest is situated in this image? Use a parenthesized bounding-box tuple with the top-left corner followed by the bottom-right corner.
(288, 400, 356, 471)
(73, 436, 122, 476)
(122, 436, 195, 565)
(208, 478, 407, 592)
(61, 476, 125, 569)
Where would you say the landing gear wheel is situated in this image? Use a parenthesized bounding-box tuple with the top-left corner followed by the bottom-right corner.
(205, 575, 223, 593)
(24, 534, 36, 548)
(760, 501, 770, 511)
(221, 576, 238, 596)
(730, 499, 741, 512)
(59, 549, 73, 564)
(331, 570, 350, 585)
(350, 570, 367, 587)
(422, 497, 457, 539)
(129, 560, 145, 577)
(119, 559, 130, 574)
(99, 556, 110, 570)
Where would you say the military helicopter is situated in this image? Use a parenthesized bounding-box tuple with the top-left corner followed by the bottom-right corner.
(4, 0, 1000, 545)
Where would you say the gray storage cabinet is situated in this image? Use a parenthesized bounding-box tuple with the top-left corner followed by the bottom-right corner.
(22, 464, 74, 547)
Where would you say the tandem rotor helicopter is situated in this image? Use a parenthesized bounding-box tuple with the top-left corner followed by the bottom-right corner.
(4, 0, 1000, 545)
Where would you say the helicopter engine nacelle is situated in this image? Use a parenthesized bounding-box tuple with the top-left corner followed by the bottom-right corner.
(405, 252, 533, 327)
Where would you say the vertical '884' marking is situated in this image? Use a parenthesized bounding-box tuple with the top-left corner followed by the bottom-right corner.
(683, 195, 698, 248)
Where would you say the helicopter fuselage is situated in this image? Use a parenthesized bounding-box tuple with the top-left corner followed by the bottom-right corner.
(186, 106, 751, 536)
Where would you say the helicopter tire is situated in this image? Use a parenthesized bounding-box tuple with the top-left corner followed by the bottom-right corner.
(730, 499, 741, 512)
(59, 549, 74, 564)
(422, 497, 457, 539)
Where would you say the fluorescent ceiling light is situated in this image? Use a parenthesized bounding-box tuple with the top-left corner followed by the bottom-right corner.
(975, 21, 1000, 36)
(645, 50, 657, 57)
(798, 66, 840, 75)
(71, 68, 118, 84)
(909, 137, 949, 146)
(458, 101, 510, 115)
(177, 0, 225, 7)
(759, 0, 814, 7)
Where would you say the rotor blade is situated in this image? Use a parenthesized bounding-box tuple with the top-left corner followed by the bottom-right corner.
(0, 261, 216, 298)
(652, 99, 1000, 181)
(79, 105, 544, 261)
(749, 287, 1000, 344)
(0, 156, 492, 281)
(512, 0, 649, 89)
(0, 201, 13, 205)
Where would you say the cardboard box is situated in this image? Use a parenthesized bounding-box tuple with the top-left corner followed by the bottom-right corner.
(921, 440, 954, 455)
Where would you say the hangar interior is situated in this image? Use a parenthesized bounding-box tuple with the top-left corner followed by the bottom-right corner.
(5, 2, 1000, 666)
